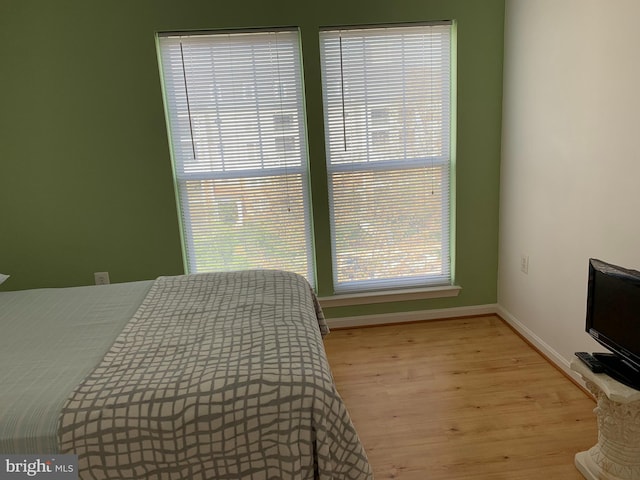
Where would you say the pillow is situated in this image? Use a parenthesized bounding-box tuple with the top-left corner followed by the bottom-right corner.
(0, 273, 9, 285)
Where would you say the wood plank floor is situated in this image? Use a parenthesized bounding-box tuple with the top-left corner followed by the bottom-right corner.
(323, 315, 597, 480)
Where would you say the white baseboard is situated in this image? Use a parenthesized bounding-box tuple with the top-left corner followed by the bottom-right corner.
(495, 305, 584, 386)
(325, 303, 499, 330)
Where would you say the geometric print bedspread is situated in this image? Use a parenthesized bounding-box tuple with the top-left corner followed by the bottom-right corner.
(58, 270, 373, 479)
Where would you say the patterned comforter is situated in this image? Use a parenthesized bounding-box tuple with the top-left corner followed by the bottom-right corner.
(58, 270, 372, 480)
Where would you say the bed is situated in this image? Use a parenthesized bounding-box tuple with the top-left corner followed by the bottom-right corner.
(0, 270, 372, 479)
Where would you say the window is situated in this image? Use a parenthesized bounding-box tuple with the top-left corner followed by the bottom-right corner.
(158, 24, 453, 296)
(319, 24, 452, 293)
(157, 30, 315, 286)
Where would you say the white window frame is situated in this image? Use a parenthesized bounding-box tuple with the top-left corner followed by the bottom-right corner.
(319, 23, 453, 293)
(157, 29, 315, 287)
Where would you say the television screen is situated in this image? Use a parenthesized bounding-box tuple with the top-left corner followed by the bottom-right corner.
(587, 258, 640, 374)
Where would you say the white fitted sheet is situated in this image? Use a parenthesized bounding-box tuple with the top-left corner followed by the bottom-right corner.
(0, 281, 153, 453)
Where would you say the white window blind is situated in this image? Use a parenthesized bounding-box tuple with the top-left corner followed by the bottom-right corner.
(320, 24, 452, 293)
(158, 30, 314, 286)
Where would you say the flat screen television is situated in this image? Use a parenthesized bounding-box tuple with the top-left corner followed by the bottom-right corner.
(586, 258, 640, 389)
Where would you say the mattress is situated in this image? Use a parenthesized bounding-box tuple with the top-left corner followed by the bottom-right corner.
(0, 271, 372, 479)
(0, 281, 153, 453)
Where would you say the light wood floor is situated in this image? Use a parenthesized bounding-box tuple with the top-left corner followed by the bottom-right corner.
(323, 315, 597, 480)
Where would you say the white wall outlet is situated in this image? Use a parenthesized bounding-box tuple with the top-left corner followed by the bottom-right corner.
(94, 272, 110, 285)
(520, 255, 529, 274)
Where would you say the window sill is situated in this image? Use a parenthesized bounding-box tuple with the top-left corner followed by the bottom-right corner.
(317, 285, 461, 308)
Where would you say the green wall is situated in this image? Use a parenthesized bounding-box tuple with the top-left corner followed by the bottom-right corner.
(0, 0, 504, 316)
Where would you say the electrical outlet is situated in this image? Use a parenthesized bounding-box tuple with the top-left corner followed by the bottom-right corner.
(94, 272, 110, 285)
(520, 255, 529, 274)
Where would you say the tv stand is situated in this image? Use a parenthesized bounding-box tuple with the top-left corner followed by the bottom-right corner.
(571, 358, 640, 480)
(592, 352, 640, 390)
